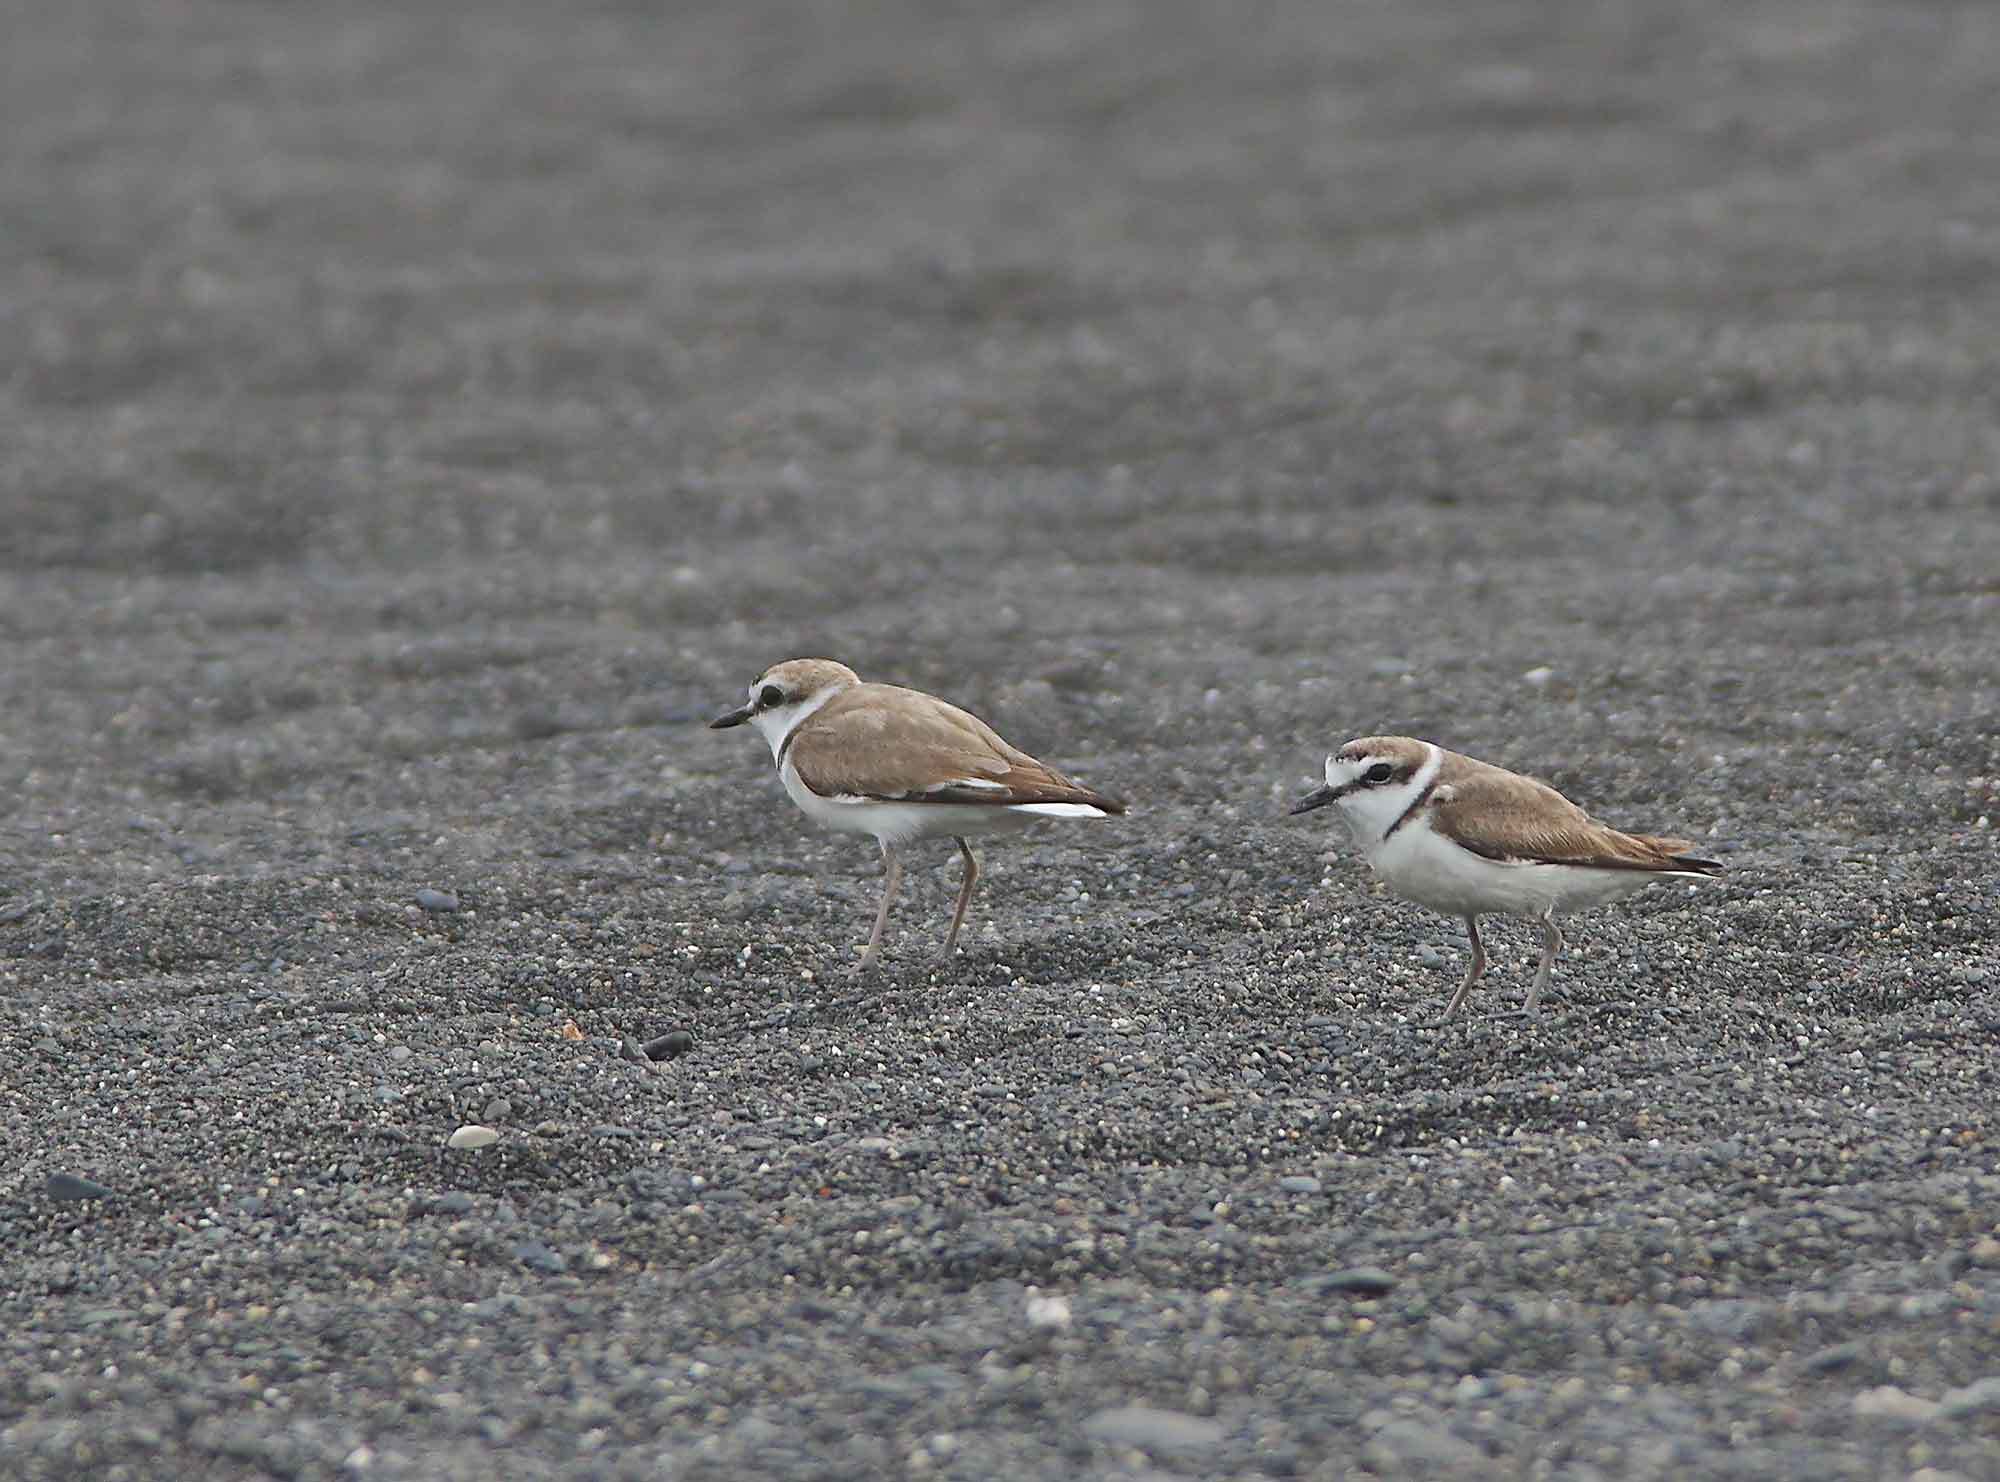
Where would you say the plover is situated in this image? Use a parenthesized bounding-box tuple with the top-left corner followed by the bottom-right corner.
(1290, 735, 1722, 1019)
(710, 659, 1125, 971)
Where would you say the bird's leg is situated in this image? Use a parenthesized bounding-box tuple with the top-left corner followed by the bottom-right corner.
(1435, 915, 1487, 1021)
(1522, 909, 1563, 1016)
(941, 837, 979, 961)
(858, 842, 901, 974)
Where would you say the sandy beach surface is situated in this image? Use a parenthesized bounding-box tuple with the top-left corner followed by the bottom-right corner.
(3, 2, 1998, 1477)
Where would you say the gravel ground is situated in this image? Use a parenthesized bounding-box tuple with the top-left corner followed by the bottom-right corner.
(5, 1, 2000, 1478)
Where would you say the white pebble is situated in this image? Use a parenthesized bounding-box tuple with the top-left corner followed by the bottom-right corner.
(1025, 1293, 1072, 1331)
(1852, 1385, 1939, 1422)
(447, 1125, 500, 1150)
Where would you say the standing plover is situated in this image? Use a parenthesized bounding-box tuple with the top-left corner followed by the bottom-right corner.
(1291, 735, 1722, 1019)
(711, 659, 1125, 971)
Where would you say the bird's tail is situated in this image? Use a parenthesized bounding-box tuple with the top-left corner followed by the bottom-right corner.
(1642, 835, 1724, 877)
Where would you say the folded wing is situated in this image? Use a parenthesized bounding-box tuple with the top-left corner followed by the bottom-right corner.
(1430, 766, 1720, 874)
(788, 685, 1126, 813)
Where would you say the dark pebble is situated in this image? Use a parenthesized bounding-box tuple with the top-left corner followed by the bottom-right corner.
(514, 1240, 567, 1274)
(414, 888, 461, 912)
(511, 708, 566, 741)
(47, 1172, 116, 1202)
(1804, 1341, 1865, 1373)
(645, 1030, 696, 1061)
(1302, 1266, 1398, 1296)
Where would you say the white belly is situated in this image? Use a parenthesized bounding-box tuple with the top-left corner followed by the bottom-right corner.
(779, 759, 1105, 846)
(1367, 819, 1665, 920)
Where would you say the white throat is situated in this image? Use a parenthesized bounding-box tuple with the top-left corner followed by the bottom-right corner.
(750, 685, 843, 763)
(1337, 742, 1443, 855)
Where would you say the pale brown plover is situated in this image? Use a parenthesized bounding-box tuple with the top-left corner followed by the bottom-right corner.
(1291, 735, 1723, 1019)
(711, 659, 1125, 972)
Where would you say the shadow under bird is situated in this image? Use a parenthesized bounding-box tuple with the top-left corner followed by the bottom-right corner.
(1291, 735, 1723, 1019)
(711, 659, 1126, 971)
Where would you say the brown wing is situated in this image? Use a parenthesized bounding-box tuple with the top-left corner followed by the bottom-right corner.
(1428, 758, 1718, 873)
(787, 685, 1126, 812)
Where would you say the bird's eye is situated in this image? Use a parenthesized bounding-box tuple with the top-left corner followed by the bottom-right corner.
(759, 685, 784, 709)
(1363, 762, 1395, 785)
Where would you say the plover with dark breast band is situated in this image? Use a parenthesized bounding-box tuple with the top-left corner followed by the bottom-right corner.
(1291, 735, 1722, 1019)
(711, 659, 1125, 972)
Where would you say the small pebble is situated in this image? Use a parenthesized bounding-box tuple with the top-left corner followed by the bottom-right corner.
(1852, 1386, 1940, 1423)
(46, 1172, 115, 1202)
(1303, 1266, 1398, 1296)
(1363, 1418, 1484, 1471)
(1025, 1294, 1072, 1331)
(1939, 1376, 2000, 1420)
(447, 1125, 500, 1150)
(1279, 1175, 1323, 1194)
(1803, 1342, 1863, 1373)
(513, 1240, 567, 1275)
(1082, 1405, 1225, 1453)
(414, 888, 460, 912)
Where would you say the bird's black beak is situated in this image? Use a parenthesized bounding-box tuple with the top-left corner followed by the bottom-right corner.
(709, 704, 754, 729)
(1289, 783, 1339, 816)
